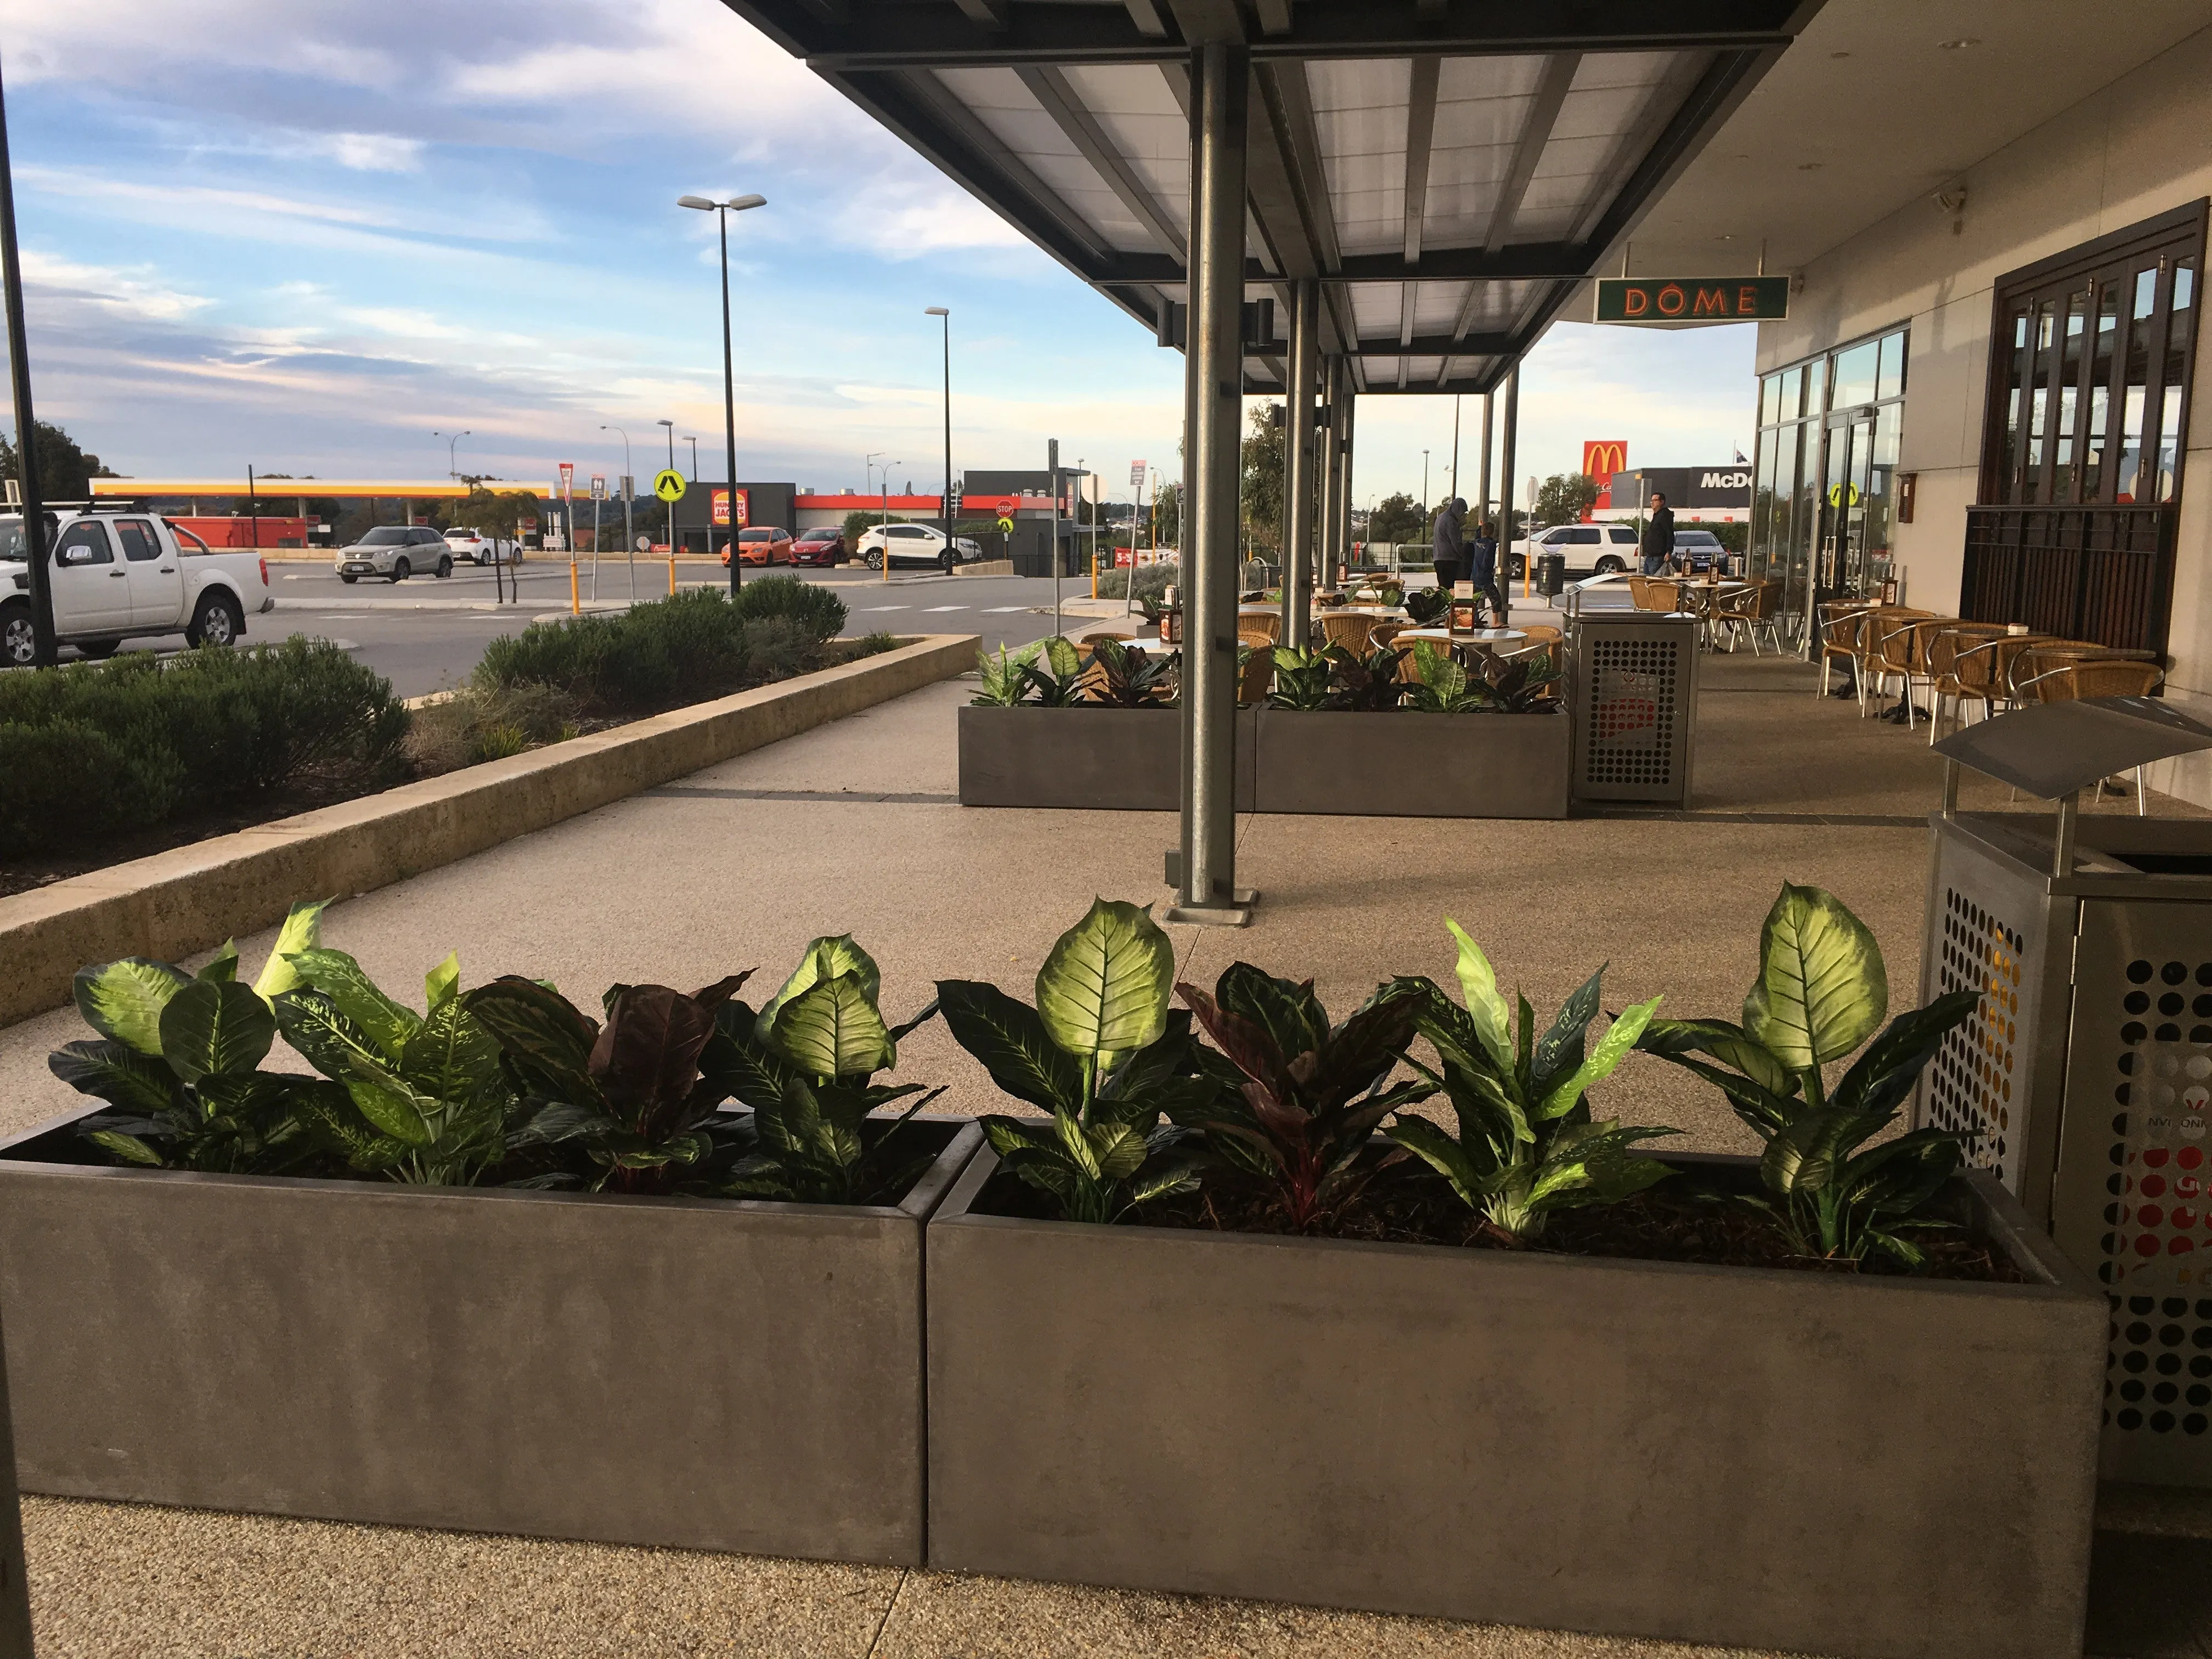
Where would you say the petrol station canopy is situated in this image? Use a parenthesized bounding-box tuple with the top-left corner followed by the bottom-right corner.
(722, 1, 1825, 394)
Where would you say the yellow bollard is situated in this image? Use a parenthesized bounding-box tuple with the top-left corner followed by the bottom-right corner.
(1090, 551, 1098, 599)
(668, 551, 676, 596)
(569, 557, 580, 615)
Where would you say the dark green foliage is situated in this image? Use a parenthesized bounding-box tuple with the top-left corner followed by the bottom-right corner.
(465, 970, 754, 1194)
(1019, 635, 1087, 706)
(1084, 637, 1176, 707)
(474, 585, 838, 714)
(1402, 588, 1452, 626)
(0, 639, 408, 857)
(1172, 965, 1432, 1230)
(1635, 883, 1979, 1266)
(1267, 645, 1332, 710)
(1327, 644, 1406, 710)
(703, 935, 946, 1206)
(1384, 921, 1672, 1243)
(1471, 650, 1562, 713)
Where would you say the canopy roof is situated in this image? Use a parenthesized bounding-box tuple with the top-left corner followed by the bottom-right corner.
(725, 1, 1826, 393)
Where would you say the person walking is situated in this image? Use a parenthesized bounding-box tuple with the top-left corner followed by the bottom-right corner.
(1467, 516, 1505, 625)
(1430, 495, 1465, 595)
(1640, 490, 1675, 576)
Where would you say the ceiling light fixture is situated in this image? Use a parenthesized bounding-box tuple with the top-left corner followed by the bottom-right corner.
(1939, 37, 1982, 49)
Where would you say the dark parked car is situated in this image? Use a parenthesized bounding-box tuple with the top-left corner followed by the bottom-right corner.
(1671, 528, 1728, 574)
(789, 526, 845, 567)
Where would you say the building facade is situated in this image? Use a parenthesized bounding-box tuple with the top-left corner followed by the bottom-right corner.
(1747, 27, 2211, 803)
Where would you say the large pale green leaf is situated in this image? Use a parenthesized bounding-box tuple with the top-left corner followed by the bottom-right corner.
(48, 1040, 177, 1114)
(273, 991, 389, 1086)
(345, 1071, 437, 1146)
(1443, 919, 1516, 1077)
(286, 948, 421, 1059)
(87, 1130, 165, 1166)
(157, 979, 278, 1083)
(1534, 995, 1662, 1122)
(250, 899, 330, 1005)
(764, 973, 894, 1080)
(756, 936, 882, 1047)
(399, 998, 507, 1106)
(1042, 634, 1081, 679)
(1743, 883, 1887, 1070)
(198, 944, 240, 983)
(424, 952, 461, 1013)
(74, 958, 191, 1056)
(1035, 899, 1171, 1060)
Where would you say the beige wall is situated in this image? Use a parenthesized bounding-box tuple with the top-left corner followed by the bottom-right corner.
(1756, 25, 2212, 803)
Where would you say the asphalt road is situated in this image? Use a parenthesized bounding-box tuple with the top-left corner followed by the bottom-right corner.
(80, 561, 1092, 698)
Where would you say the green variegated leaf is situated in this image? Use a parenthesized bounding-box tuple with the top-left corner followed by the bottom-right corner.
(764, 973, 895, 1080)
(755, 936, 883, 1045)
(1042, 634, 1081, 679)
(398, 998, 507, 1106)
(345, 1071, 437, 1146)
(1743, 883, 1887, 1070)
(251, 899, 330, 1005)
(86, 1130, 164, 1166)
(1443, 919, 1516, 1077)
(157, 979, 278, 1083)
(198, 943, 240, 983)
(465, 977, 601, 1098)
(1383, 1114, 1485, 1208)
(424, 952, 461, 1012)
(273, 991, 389, 1086)
(74, 958, 191, 1056)
(938, 980, 1082, 1113)
(1088, 1118, 1149, 1181)
(1534, 995, 1662, 1122)
(286, 948, 421, 1059)
(1053, 1109, 1104, 1179)
(48, 1040, 177, 1114)
(1531, 967, 1601, 1093)
(1035, 899, 1172, 1059)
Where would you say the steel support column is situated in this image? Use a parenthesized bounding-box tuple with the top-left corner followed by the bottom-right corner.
(1477, 391, 1495, 535)
(1499, 363, 1521, 583)
(1170, 38, 1251, 926)
(1339, 383, 1356, 571)
(1321, 357, 1347, 589)
(1280, 278, 1318, 648)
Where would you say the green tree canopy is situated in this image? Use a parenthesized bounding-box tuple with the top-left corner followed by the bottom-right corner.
(1531, 472, 1600, 529)
(434, 488, 543, 540)
(1239, 404, 1285, 553)
(1, 421, 120, 501)
(1152, 481, 1181, 549)
(1368, 492, 1426, 545)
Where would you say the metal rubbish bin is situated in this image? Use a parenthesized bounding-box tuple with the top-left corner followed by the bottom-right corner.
(1537, 551, 1567, 597)
(1568, 611, 1700, 805)
(1918, 698, 2212, 1486)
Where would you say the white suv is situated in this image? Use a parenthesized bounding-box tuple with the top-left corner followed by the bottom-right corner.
(856, 522, 983, 572)
(1509, 522, 1641, 578)
(444, 528, 517, 566)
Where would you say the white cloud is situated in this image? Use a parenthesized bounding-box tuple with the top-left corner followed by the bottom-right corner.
(318, 132, 426, 173)
(19, 251, 213, 322)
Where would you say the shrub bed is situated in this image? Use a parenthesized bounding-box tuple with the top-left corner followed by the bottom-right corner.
(0, 640, 408, 859)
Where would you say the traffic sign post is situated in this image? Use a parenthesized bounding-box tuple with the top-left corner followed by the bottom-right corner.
(560, 462, 579, 615)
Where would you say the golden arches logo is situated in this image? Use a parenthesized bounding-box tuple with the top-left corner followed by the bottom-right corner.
(1582, 441, 1628, 482)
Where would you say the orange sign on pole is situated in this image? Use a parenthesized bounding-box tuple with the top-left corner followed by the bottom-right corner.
(1582, 440, 1628, 515)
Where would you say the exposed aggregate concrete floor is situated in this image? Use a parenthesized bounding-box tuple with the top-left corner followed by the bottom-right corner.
(5, 648, 2206, 1657)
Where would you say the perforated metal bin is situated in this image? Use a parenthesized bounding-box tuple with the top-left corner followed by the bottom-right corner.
(1916, 697, 2212, 1486)
(1569, 612, 1700, 805)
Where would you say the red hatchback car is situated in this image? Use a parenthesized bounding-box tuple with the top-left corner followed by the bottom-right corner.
(789, 526, 845, 566)
(725, 527, 794, 566)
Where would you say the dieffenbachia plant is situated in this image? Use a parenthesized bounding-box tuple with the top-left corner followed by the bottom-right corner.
(1635, 882, 1980, 1266)
(1383, 921, 1673, 1244)
(52, 899, 331, 1173)
(704, 934, 946, 1206)
(939, 899, 1207, 1224)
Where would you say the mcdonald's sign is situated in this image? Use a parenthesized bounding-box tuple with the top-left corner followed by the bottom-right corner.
(1582, 441, 1628, 483)
(1595, 276, 1790, 323)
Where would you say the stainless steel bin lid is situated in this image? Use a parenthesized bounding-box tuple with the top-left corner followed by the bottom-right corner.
(1932, 696, 2212, 799)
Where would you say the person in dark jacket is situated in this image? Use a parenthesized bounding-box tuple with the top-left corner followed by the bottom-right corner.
(1640, 492, 1675, 575)
(1430, 496, 1465, 594)
(1466, 517, 1504, 625)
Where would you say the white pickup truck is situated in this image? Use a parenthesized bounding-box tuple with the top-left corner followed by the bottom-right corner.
(1, 510, 275, 667)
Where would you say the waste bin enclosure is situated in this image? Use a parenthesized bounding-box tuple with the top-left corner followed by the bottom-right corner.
(1915, 808, 2212, 1486)
(1537, 551, 1567, 597)
(1569, 612, 1699, 806)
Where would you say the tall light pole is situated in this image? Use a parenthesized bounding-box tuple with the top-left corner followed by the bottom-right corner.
(657, 417, 676, 556)
(924, 307, 952, 566)
(677, 191, 764, 592)
(434, 429, 471, 481)
(0, 46, 53, 668)
(601, 424, 634, 603)
(1422, 448, 1429, 514)
(685, 436, 702, 568)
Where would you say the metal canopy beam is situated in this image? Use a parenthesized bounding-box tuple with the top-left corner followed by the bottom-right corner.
(727, 1, 1812, 70)
(1483, 53, 1579, 251)
(1015, 65, 1184, 255)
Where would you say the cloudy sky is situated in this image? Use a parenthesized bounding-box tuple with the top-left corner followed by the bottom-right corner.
(0, 0, 1757, 505)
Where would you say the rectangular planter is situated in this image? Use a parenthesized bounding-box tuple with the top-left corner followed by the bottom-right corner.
(956, 705, 1566, 818)
(926, 1149, 2103, 1659)
(0, 1111, 981, 1566)
(1253, 707, 1568, 818)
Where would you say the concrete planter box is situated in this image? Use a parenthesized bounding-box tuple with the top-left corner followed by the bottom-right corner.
(956, 706, 1566, 818)
(0, 1112, 981, 1566)
(927, 1149, 2103, 1659)
(1253, 708, 1567, 818)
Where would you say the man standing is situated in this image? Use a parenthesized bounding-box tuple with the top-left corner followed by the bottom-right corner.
(1466, 516, 1505, 625)
(1640, 490, 1675, 576)
(1430, 495, 1464, 594)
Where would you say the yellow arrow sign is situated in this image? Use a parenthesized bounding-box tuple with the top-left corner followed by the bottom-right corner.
(997, 516, 1015, 533)
(1827, 481, 1861, 509)
(653, 469, 686, 503)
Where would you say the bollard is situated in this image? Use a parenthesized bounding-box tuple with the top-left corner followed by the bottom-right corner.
(1090, 551, 1098, 599)
(569, 557, 580, 615)
(667, 552, 676, 596)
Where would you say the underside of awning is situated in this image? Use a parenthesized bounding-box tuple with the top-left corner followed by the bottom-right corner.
(722, 1, 1825, 392)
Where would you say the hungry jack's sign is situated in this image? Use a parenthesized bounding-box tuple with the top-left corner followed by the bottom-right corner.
(1595, 276, 1790, 323)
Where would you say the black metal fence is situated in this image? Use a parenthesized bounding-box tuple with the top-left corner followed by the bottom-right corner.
(1960, 504, 2176, 656)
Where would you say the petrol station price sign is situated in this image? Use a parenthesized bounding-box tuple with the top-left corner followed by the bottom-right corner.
(1595, 275, 1789, 323)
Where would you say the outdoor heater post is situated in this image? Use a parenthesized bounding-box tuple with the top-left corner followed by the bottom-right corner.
(1282, 278, 1317, 650)
(1170, 38, 1251, 927)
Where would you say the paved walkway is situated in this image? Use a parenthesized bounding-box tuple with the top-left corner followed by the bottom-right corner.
(3, 647, 2205, 1656)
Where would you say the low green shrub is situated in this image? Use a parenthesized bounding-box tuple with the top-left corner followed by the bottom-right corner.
(1094, 561, 1178, 603)
(729, 574, 847, 641)
(404, 682, 580, 774)
(0, 641, 408, 859)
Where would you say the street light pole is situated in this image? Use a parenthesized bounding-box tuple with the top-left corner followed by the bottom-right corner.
(433, 429, 471, 481)
(677, 192, 763, 592)
(602, 424, 634, 603)
(0, 44, 55, 669)
(657, 416, 676, 559)
(925, 306, 951, 567)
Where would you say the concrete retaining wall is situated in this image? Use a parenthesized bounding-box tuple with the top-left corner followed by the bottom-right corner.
(0, 634, 977, 1025)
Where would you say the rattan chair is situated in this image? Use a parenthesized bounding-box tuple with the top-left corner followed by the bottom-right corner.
(1514, 624, 1563, 673)
(1716, 580, 1784, 655)
(1816, 604, 1869, 698)
(1239, 611, 1283, 646)
(1318, 611, 1376, 656)
(1922, 623, 2012, 742)
(1237, 643, 1274, 706)
(1080, 629, 1137, 647)
(1642, 578, 1683, 615)
(2014, 652, 2166, 814)
(1858, 607, 1935, 721)
(1625, 575, 1652, 611)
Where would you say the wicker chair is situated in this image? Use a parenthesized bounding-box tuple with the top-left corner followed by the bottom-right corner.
(1922, 623, 2011, 742)
(1514, 624, 1564, 674)
(1318, 611, 1375, 656)
(2013, 652, 2166, 814)
(1858, 607, 1935, 721)
(1716, 580, 1784, 655)
(1642, 578, 1683, 615)
(1816, 604, 1869, 698)
(1239, 611, 1283, 646)
(1625, 575, 1653, 611)
(1237, 643, 1274, 706)
(1080, 629, 1137, 647)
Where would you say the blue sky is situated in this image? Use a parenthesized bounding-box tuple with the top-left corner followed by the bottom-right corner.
(0, 0, 1757, 506)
